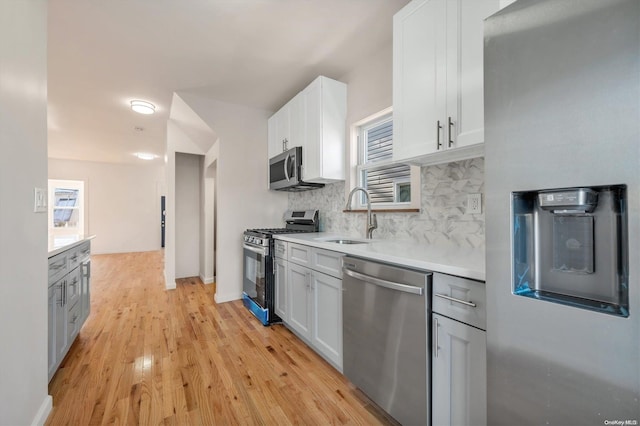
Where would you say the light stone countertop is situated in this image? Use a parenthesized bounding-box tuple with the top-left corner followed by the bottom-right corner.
(274, 232, 485, 281)
(48, 234, 96, 257)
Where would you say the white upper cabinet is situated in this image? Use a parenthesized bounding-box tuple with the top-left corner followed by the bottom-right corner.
(300, 76, 347, 183)
(268, 76, 347, 182)
(393, 0, 500, 165)
(268, 92, 303, 158)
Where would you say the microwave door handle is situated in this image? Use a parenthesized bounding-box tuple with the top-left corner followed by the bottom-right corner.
(284, 153, 291, 181)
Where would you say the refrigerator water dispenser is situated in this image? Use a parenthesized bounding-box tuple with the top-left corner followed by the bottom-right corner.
(512, 186, 628, 316)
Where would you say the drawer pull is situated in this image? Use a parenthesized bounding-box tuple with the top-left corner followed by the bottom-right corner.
(434, 293, 476, 307)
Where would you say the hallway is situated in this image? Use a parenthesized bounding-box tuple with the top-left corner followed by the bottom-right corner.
(46, 251, 394, 425)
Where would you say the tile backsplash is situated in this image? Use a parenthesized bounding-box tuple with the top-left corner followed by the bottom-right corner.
(289, 157, 485, 248)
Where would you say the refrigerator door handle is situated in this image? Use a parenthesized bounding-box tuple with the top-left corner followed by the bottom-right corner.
(434, 292, 477, 307)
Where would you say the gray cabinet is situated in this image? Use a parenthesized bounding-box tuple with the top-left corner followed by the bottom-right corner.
(47, 240, 91, 382)
(274, 240, 288, 322)
(80, 258, 91, 325)
(311, 271, 342, 368)
(274, 257, 288, 322)
(48, 278, 67, 380)
(432, 272, 487, 426)
(281, 241, 344, 370)
(288, 262, 313, 340)
(432, 313, 486, 426)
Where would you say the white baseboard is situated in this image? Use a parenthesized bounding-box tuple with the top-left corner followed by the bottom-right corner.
(199, 274, 215, 285)
(31, 395, 52, 426)
(164, 272, 176, 290)
(214, 292, 242, 303)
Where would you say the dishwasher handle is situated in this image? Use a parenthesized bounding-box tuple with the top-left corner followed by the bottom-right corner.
(343, 268, 424, 296)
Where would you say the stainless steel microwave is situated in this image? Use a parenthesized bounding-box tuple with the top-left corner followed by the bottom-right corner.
(269, 146, 324, 192)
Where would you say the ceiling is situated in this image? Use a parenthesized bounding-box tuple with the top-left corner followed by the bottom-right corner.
(47, 0, 410, 164)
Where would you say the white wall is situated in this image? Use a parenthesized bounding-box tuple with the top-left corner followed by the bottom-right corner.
(338, 40, 394, 196)
(175, 153, 202, 278)
(48, 159, 165, 254)
(176, 93, 288, 303)
(340, 40, 394, 126)
(0, 1, 52, 424)
(199, 162, 216, 284)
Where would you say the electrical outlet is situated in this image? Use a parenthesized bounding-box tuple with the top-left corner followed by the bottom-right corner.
(467, 193, 482, 214)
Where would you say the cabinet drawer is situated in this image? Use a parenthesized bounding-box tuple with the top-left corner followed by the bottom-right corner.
(312, 248, 344, 279)
(274, 240, 288, 259)
(289, 243, 312, 266)
(48, 253, 68, 285)
(432, 273, 486, 330)
(77, 241, 91, 261)
(68, 247, 82, 271)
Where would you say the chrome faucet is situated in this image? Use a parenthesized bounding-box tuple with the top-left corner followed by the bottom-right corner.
(345, 187, 378, 239)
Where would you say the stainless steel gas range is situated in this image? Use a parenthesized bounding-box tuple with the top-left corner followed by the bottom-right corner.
(242, 210, 319, 325)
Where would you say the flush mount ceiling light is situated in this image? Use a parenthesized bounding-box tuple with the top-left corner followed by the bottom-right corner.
(134, 152, 156, 160)
(130, 100, 155, 115)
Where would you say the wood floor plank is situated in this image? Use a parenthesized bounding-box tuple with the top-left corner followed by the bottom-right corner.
(46, 251, 397, 426)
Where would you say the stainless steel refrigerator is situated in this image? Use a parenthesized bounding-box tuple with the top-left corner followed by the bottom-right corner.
(484, 0, 640, 424)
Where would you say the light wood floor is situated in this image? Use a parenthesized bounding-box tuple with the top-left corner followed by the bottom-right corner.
(46, 251, 396, 425)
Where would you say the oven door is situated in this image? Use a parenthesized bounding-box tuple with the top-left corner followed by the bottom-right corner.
(243, 243, 269, 308)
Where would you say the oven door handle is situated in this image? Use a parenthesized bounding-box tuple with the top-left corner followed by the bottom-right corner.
(243, 243, 268, 256)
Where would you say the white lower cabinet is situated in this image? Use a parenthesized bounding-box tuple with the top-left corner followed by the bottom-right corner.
(274, 257, 289, 322)
(288, 262, 312, 340)
(311, 271, 342, 368)
(279, 240, 344, 371)
(432, 314, 487, 426)
(432, 272, 487, 426)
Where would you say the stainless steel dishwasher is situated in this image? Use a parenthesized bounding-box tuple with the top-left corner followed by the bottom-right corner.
(342, 256, 431, 426)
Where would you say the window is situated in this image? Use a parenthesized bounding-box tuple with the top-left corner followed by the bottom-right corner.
(353, 109, 419, 209)
(48, 179, 85, 235)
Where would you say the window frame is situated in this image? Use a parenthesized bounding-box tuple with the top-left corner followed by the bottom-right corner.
(48, 179, 87, 236)
(348, 107, 421, 211)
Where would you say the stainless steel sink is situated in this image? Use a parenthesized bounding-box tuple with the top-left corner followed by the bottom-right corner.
(325, 239, 369, 245)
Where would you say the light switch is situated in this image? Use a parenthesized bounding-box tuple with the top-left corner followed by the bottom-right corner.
(34, 187, 47, 213)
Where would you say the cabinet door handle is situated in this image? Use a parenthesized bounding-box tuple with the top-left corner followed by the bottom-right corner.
(433, 317, 439, 358)
(82, 261, 91, 281)
(57, 283, 64, 306)
(448, 116, 454, 147)
(436, 120, 443, 150)
(434, 293, 477, 307)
